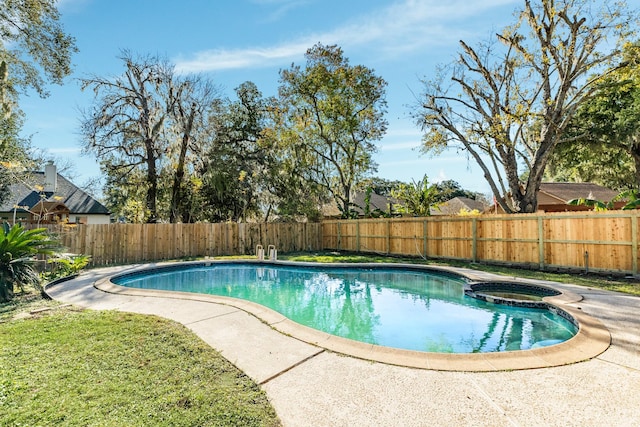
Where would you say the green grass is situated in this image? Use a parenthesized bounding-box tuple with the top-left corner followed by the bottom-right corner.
(0, 305, 281, 427)
(276, 251, 640, 296)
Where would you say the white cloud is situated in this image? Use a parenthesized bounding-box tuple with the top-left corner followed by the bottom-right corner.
(251, 0, 313, 22)
(379, 126, 423, 151)
(174, 0, 519, 73)
(323, 0, 516, 55)
(175, 41, 312, 73)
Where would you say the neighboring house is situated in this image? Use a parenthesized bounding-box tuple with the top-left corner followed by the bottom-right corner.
(430, 196, 487, 216)
(486, 182, 623, 213)
(537, 182, 623, 212)
(0, 162, 110, 225)
(322, 191, 399, 218)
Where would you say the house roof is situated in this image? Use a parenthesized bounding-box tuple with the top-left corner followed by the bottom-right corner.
(0, 171, 110, 215)
(538, 182, 619, 204)
(322, 191, 398, 217)
(431, 197, 487, 216)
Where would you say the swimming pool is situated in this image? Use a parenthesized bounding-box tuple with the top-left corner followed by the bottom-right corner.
(112, 262, 577, 354)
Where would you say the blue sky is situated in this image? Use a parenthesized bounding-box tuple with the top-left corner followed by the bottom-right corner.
(18, 0, 632, 195)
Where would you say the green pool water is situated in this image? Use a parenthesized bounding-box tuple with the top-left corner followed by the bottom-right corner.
(113, 263, 577, 353)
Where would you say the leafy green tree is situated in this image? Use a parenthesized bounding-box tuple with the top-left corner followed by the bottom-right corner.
(415, 0, 635, 213)
(550, 41, 640, 190)
(260, 151, 327, 222)
(201, 81, 325, 223)
(165, 74, 220, 223)
(0, 111, 31, 205)
(268, 43, 388, 219)
(0, 222, 59, 302)
(0, 0, 77, 100)
(0, 59, 11, 119)
(391, 175, 440, 217)
(355, 177, 406, 198)
(432, 180, 478, 203)
(546, 141, 635, 190)
(199, 82, 269, 222)
(261, 149, 330, 222)
(102, 168, 150, 223)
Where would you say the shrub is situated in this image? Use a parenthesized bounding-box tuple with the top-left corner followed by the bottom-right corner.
(0, 222, 59, 302)
(46, 253, 91, 280)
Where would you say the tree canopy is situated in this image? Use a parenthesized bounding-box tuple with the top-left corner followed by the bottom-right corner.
(432, 180, 479, 203)
(266, 43, 388, 219)
(415, 0, 636, 213)
(549, 41, 640, 190)
(0, 0, 77, 100)
(198, 81, 269, 222)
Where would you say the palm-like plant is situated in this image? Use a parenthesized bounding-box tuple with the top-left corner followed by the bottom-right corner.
(568, 189, 640, 212)
(0, 222, 59, 302)
(391, 175, 441, 217)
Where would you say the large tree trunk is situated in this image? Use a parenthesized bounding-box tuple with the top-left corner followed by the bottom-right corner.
(169, 133, 189, 223)
(145, 139, 159, 223)
(169, 102, 196, 223)
(341, 184, 352, 219)
(630, 142, 640, 192)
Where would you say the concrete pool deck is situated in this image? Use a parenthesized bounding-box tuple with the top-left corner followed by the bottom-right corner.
(46, 263, 640, 426)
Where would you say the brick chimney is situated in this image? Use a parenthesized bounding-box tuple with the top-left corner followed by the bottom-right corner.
(44, 161, 57, 193)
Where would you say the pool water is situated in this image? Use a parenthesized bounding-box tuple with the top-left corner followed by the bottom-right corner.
(114, 264, 577, 354)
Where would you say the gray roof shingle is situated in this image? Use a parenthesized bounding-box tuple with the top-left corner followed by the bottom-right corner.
(538, 182, 619, 203)
(0, 171, 110, 215)
(430, 197, 487, 215)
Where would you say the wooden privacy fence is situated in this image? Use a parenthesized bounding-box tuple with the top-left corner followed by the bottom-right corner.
(49, 222, 322, 267)
(322, 210, 640, 275)
(43, 211, 640, 274)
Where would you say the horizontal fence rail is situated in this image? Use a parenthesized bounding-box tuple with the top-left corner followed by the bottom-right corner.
(46, 222, 322, 267)
(322, 211, 640, 275)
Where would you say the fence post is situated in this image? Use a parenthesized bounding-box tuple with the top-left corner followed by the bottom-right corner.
(472, 217, 478, 262)
(423, 219, 428, 258)
(632, 213, 638, 275)
(337, 221, 341, 251)
(387, 219, 391, 255)
(538, 216, 545, 270)
(356, 220, 360, 253)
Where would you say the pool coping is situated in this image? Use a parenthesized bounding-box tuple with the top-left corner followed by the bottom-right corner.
(93, 260, 611, 372)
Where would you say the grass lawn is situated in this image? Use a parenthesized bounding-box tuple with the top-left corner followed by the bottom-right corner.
(0, 302, 281, 427)
(278, 251, 640, 296)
